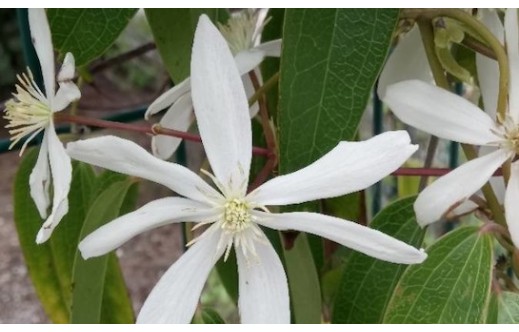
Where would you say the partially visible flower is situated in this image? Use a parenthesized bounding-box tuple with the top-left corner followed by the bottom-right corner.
(145, 9, 282, 160)
(384, 9, 519, 246)
(5, 9, 80, 243)
(377, 25, 432, 99)
(67, 15, 426, 323)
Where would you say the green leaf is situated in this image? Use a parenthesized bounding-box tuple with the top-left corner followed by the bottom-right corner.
(70, 179, 135, 323)
(215, 250, 239, 304)
(486, 293, 498, 324)
(48, 162, 96, 310)
(384, 226, 493, 323)
(332, 196, 425, 323)
(260, 8, 284, 119)
(100, 254, 135, 323)
(497, 291, 519, 323)
(194, 308, 226, 324)
(283, 233, 322, 323)
(145, 8, 228, 83)
(47, 9, 137, 66)
(278, 9, 399, 174)
(13, 149, 68, 323)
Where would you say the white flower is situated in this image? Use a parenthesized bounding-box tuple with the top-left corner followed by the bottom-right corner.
(383, 10, 519, 245)
(377, 25, 432, 99)
(145, 9, 282, 160)
(4, 8, 80, 243)
(67, 15, 426, 324)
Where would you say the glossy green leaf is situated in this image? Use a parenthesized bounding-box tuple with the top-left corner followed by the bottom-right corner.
(200, 308, 225, 324)
(486, 293, 498, 324)
(332, 196, 425, 323)
(48, 162, 96, 310)
(145, 8, 228, 83)
(215, 250, 239, 304)
(283, 233, 322, 323)
(14, 149, 69, 323)
(260, 8, 284, 119)
(70, 179, 135, 323)
(384, 226, 493, 323)
(497, 291, 519, 323)
(47, 9, 137, 66)
(278, 9, 399, 173)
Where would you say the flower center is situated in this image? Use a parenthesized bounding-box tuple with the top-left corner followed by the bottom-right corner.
(218, 10, 263, 55)
(4, 70, 51, 154)
(499, 115, 519, 155)
(222, 198, 252, 232)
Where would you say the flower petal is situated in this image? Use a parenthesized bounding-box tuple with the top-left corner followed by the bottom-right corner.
(414, 148, 510, 227)
(505, 161, 519, 247)
(377, 26, 432, 99)
(66, 136, 223, 204)
(28, 8, 55, 97)
(36, 125, 72, 243)
(235, 49, 266, 75)
(505, 8, 519, 121)
(52, 81, 81, 112)
(248, 131, 417, 206)
(236, 232, 289, 324)
(254, 211, 427, 264)
(79, 197, 218, 259)
(191, 16, 252, 195)
(29, 130, 51, 219)
(254, 39, 282, 57)
(57, 52, 76, 82)
(151, 94, 194, 160)
(385, 80, 501, 145)
(137, 226, 224, 323)
(144, 80, 192, 120)
(477, 9, 504, 118)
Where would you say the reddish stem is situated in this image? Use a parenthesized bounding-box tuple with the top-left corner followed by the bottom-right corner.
(54, 114, 272, 157)
(392, 167, 503, 177)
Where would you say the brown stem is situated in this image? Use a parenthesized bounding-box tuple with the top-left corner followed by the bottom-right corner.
(248, 157, 278, 193)
(249, 71, 277, 153)
(54, 113, 272, 157)
(90, 42, 156, 74)
(462, 35, 496, 60)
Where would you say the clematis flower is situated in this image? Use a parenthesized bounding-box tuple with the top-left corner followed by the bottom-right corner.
(145, 9, 281, 160)
(384, 10, 519, 246)
(67, 15, 426, 324)
(4, 8, 80, 243)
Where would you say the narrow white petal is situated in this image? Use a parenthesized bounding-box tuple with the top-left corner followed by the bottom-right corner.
(144, 79, 192, 119)
(191, 16, 252, 195)
(151, 94, 195, 160)
(52, 81, 81, 112)
(477, 9, 504, 118)
(57, 52, 75, 82)
(236, 233, 289, 324)
(254, 211, 427, 264)
(385, 80, 501, 145)
(414, 148, 510, 227)
(377, 26, 432, 99)
(505, 161, 519, 248)
(505, 8, 519, 121)
(249, 131, 417, 206)
(137, 226, 224, 323)
(66, 136, 223, 204)
(480, 145, 506, 203)
(36, 125, 72, 243)
(29, 130, 50, 219)
(28, 8, 55, 97)
(79, 197, 218, 259)
(235, 49, 266, 75)
(254, 39, 282, 57)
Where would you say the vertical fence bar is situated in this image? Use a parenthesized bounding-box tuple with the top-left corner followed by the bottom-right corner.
(372, 84, 383, 216)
